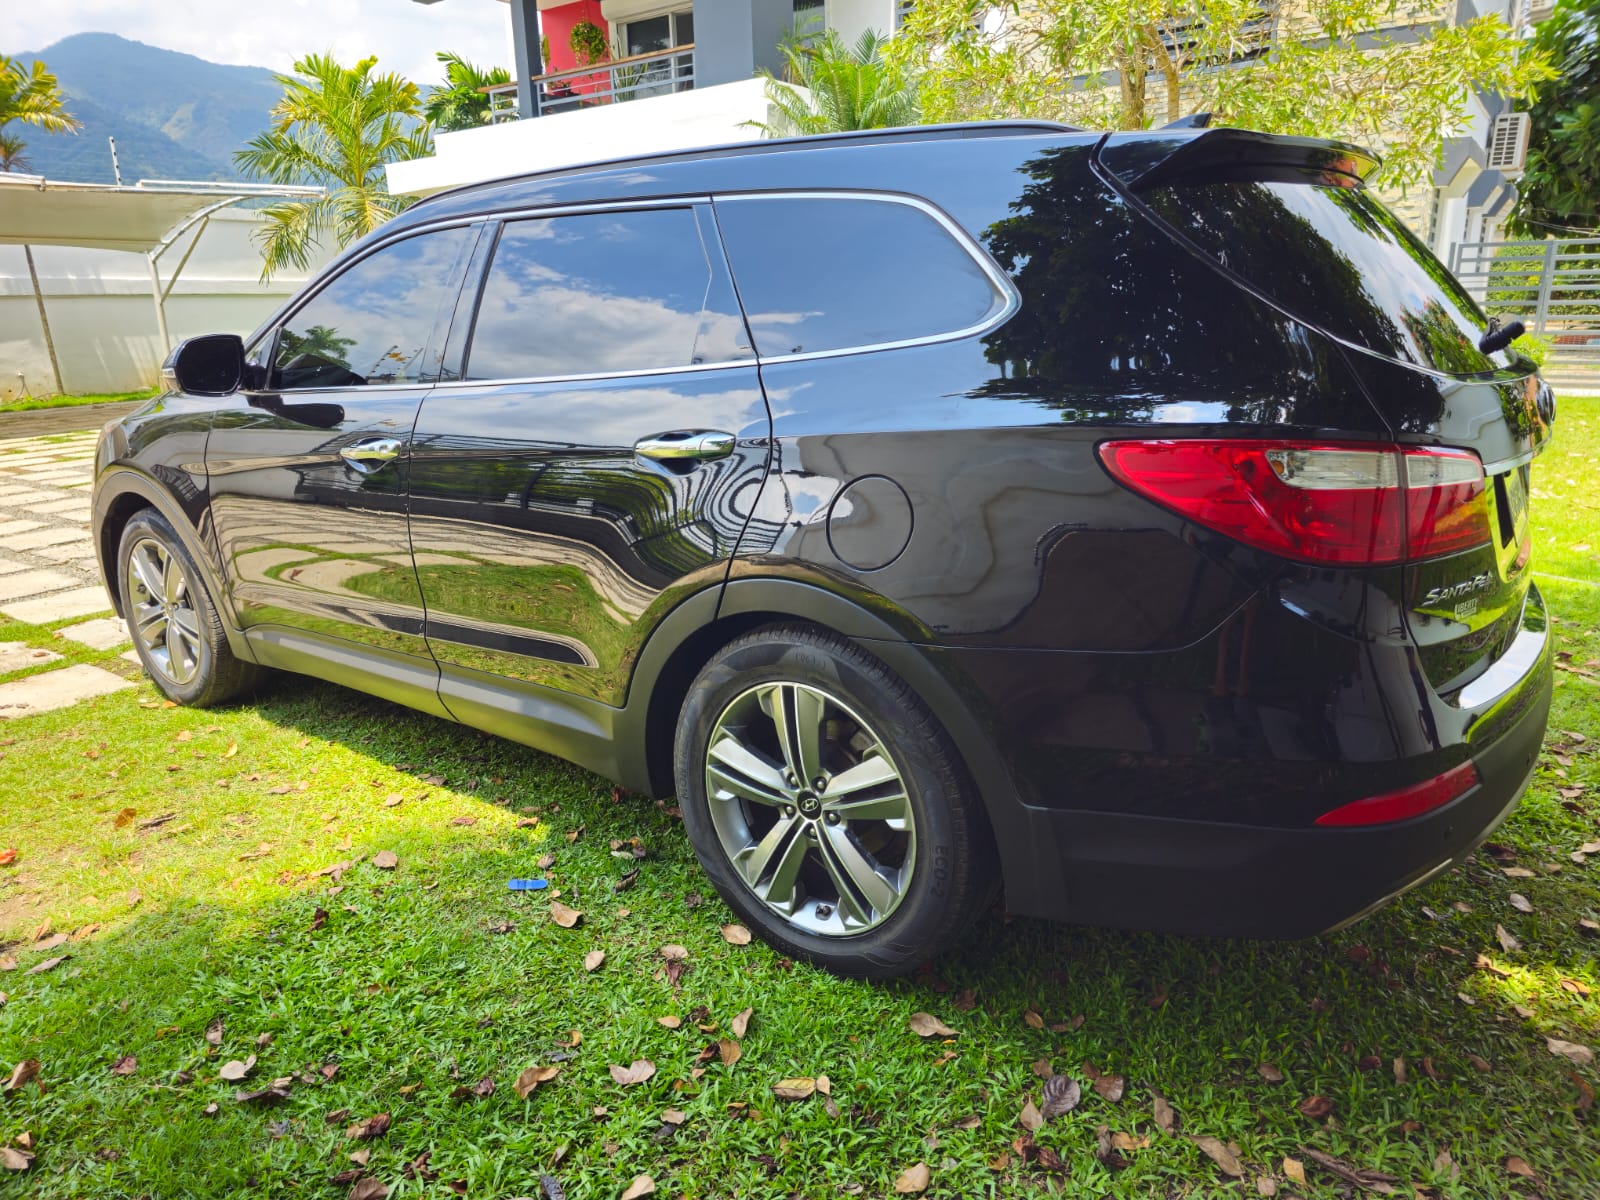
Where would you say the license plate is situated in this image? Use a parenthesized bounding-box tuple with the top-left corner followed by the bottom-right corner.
(1498, 465, 1529, 547)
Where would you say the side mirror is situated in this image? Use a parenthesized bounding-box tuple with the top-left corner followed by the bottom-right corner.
(163, 334, 245, 396)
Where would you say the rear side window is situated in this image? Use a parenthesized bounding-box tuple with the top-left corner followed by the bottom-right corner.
(464, 207, 751, 381)
(274, 227, 472, 390)
(713, 195, 1010, 357)
(1142, 182, 1500, 376)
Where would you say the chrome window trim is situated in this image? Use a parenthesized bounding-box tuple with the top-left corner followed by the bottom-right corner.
(266, 190, 1020, 397)
(710, 189, 1021, 365)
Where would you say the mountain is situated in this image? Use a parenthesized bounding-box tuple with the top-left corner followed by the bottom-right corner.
(14, 33, 284, 184)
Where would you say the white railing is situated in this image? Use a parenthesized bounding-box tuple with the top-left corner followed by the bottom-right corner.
(483, 45, 696, 122)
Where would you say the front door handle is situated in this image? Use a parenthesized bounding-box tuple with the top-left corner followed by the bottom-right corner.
(633, 430, 736, 463)
(339, 437, 404, 473)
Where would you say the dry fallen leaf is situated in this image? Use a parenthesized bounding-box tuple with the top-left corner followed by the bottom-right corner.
(218, 1055, 257, 1082)
(1022, 1008, 1045, 1029)
(1298, 1094, 1333, 1120)
(773, 1077, 817, 1100)
(609, 1059, 656, 1086)
(25, 956, 65, 975)
(656, 1015, 681, 1029)
(717, 1039, 742, 1067)
(371, 851, 398, 871)
(1495, 924, 1522, 953)
(1546, 1037, 1595, 1066)
(619, 1175, 655, 1200)
(731, 1007, 753, 1039)
(719, 924, 752, 946)
(1192, 1135, 1245, 1177)
(1504, 1156, 1538, 1179)
(346, 1113, 391, 1141)
(1041, 1074, 1081, 1119)
(1282, 1157, 1306, 1185)
(515, 1065, 560, 1099)
(659, 944, 689, 962)
(583, 950, 605, 972)
(349, 1178, 388, 1200)
(1392, 1057, 1407, 1084)
(549, 901, 582, 929)
(1093, 1073, 1125, 1102)
(0, 849, 15, 868)
(1113, 1132, 1149, 1152)
(893, 1162, 930, 1195)
(4, 1060, 39, 1093)
(1258, 1063, 1284, 1083)
(205, 1018, 224, 1047)
(1508, 893, 1533, 913)
(1019, 1098, 1045, 1132)
(908, 1012, 957, 1038)
(1153, 1093, 1178, 1135)
(0, 1147, 33, 1172)
(111, 1055, 137, 1076)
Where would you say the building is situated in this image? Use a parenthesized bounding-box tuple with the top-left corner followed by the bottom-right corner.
(390, 0, 908, 196)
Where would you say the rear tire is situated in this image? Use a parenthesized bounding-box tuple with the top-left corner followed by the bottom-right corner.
(117, 509, 259, 707)
(674, 623, 996, 978)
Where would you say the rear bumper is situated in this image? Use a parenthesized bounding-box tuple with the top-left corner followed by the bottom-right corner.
(951, 588, 1553, 938)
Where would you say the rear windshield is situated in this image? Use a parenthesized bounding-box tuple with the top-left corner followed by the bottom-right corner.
(1142, 181, 1509, 377)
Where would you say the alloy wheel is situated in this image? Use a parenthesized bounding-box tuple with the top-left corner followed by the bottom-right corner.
(703, 682, 915, 937)
(127, 536, 203, 686)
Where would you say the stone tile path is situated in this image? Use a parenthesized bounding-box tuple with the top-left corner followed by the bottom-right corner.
(0, 425, 140, 720)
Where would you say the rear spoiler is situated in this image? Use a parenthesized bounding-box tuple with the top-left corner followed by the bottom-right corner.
(1095, 128, 1381, 192)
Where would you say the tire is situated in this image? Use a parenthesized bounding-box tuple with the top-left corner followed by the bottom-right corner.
(117, 508, 260, 707)
(674, 623, 996, 978)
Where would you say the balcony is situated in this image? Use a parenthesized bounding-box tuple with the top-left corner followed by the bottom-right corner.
(484, 45, 698, 122)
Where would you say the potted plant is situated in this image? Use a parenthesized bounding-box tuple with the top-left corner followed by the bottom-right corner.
(569, 20, 610, 67)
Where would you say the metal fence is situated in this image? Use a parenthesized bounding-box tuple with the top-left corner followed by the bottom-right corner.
(1448, 237, 1600, 368)
(485, 46, 696, 122)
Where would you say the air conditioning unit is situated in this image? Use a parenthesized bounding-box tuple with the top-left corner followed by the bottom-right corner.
(1524, 0, 1557, 23)
(1486, 111, 1532, 174)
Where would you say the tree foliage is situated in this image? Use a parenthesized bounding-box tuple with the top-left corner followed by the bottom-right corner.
(890, 0, 1554, 187)
(748, 29, 921, 137)
(1508, 0, 1600, 236)
(234, 54, 431, 278)
(423, 51, 510, 133)
(0, 55, 81, 173)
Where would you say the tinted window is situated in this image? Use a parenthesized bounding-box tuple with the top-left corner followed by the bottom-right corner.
(1143, 182, 1500, 376)
(465, 208, 748, 380)
(274, 227, 471, 390)
(714, 196, 1006, 357)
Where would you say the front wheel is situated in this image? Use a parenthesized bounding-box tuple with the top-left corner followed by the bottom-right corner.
(674, 624, 996, 978)
(117, 509, 259, 707)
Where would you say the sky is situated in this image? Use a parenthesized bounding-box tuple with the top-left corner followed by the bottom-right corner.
(9, 0, 514, 88)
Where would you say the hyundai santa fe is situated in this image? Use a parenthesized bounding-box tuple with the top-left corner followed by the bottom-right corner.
(92, 123, 1555, 977)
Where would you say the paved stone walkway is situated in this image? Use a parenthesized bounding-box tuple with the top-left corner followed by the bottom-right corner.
(0, 426, 138, 720)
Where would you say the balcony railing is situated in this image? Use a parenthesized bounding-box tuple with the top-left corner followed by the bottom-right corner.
(484, 45, 696, 122)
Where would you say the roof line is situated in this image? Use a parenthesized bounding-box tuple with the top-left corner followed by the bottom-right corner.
(406, 120, 1083, 211)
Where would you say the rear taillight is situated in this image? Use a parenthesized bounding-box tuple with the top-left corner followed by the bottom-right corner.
(1097, 439, 1490, 566)
(1313, 761, 1480, 827)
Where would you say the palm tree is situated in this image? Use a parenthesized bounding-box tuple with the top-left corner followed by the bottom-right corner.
(747, 29, 921, 138)
(234, 54, 432, 278)
(423, 51, 511, 132)
(0, 56, 81, 173)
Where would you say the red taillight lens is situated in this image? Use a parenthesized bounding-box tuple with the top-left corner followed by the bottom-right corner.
(1097, 439, 1490, 566)
(1313, 761, 1480, 827)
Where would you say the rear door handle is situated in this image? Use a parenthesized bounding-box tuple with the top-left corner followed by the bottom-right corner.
(339, 437, 404, 473)
(634, 430, 736, 463)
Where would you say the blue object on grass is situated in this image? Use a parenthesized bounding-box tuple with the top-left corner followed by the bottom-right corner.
(508, 877, 549, 890)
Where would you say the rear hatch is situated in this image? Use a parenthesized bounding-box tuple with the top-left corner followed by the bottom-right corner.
(1095, 128, 1556, 696)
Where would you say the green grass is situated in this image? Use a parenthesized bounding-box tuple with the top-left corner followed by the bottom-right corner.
(0, 389, 158, 415)
(1, 405, 1598, 1199)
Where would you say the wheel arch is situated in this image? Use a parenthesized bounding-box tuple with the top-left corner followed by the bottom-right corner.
(92, 469, 255, 661)
(620, 577, 1025, 905)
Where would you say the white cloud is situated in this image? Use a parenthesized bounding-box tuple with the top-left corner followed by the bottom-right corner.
(14, 0, 513, 91)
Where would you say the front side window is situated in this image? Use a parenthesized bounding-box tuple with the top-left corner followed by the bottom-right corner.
(714, 195, 1009, 358)
(464, 207, 749, 381)
(273, 227, 472, 390)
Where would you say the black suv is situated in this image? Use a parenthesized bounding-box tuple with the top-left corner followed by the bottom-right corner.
(94, 124, 1554, 977)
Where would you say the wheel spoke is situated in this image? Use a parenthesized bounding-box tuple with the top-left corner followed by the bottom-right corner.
(129, 546, 163, 601)
(736, 814, 808, 912)
(819, 824, 899, 922)
(135, 607, 167, 649)
(821, 753, 909, 826)
(762, 683, 826, 786)
(706, 735, 789, 807)
(163, 551, 188, 606)
(169, 607, 201, 646)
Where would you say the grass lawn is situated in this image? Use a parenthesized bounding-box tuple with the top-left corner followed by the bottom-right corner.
(0, 389, 158, 415)
(1, 404, 1597, 1200)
